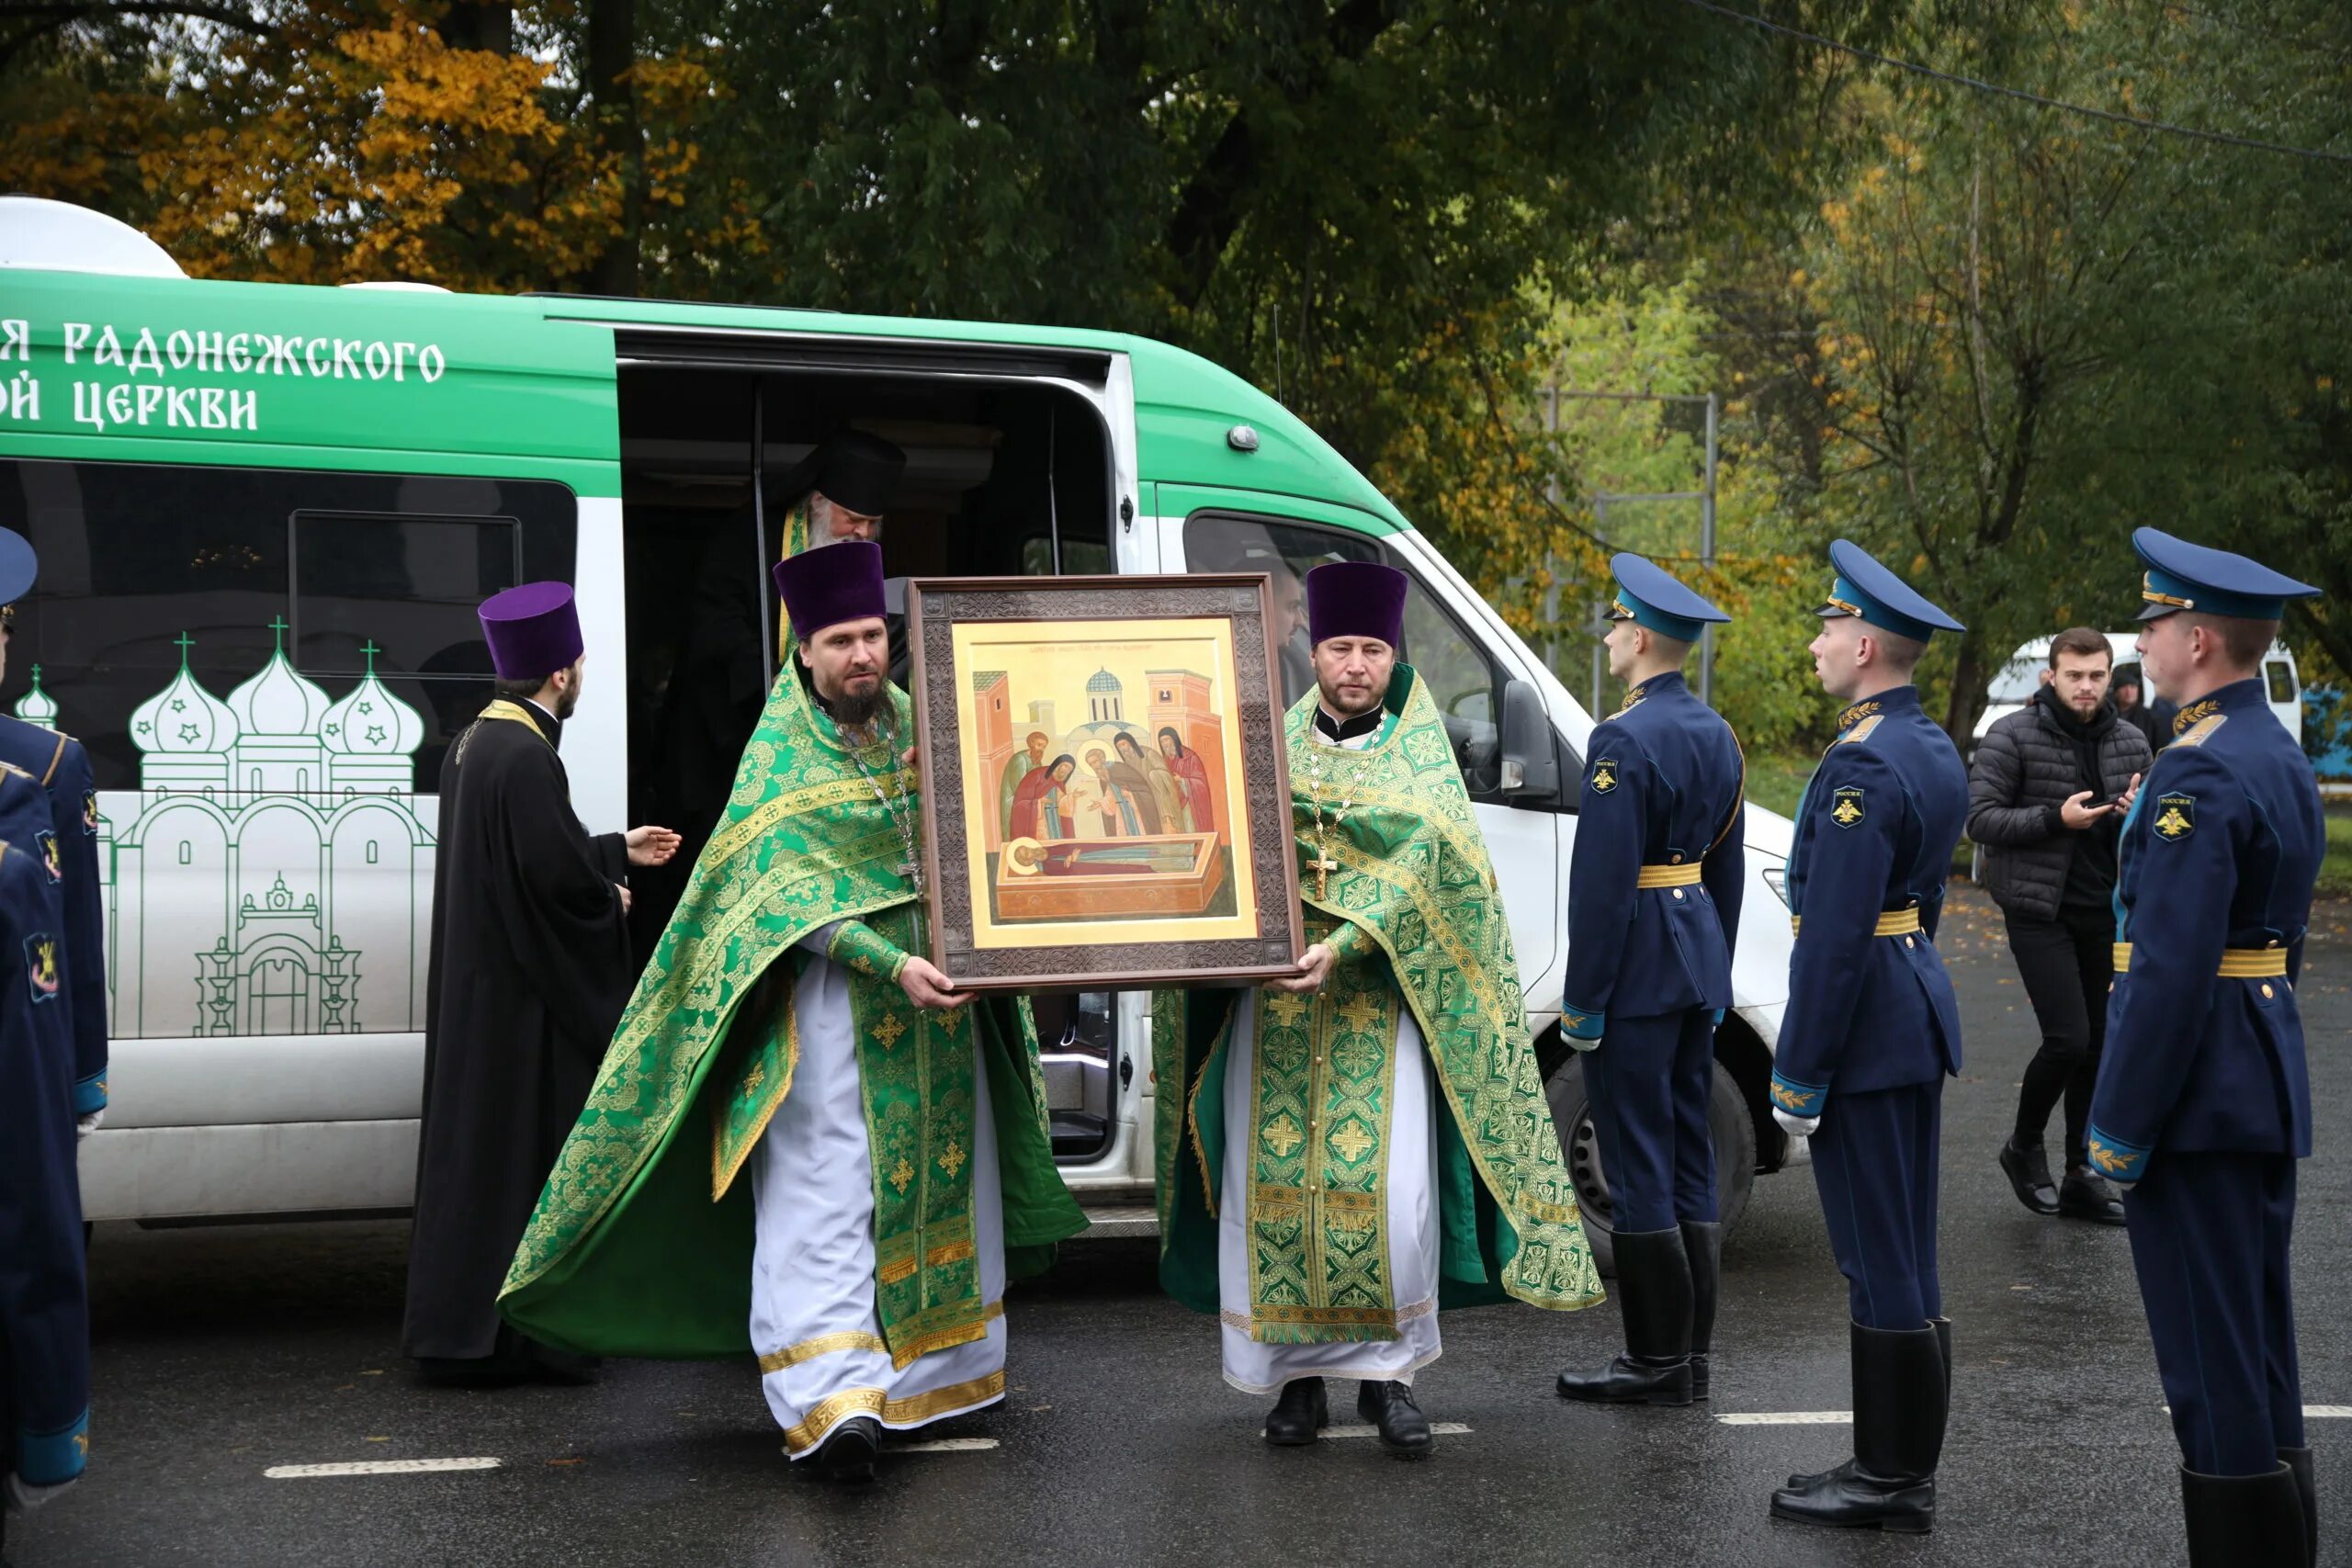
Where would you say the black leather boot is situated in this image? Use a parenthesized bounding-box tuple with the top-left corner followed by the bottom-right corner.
(813, 1415, 880, 1483)
(1555, 1227, 1694, 1405)
(1770, 1322, 1944, 1533)
(2280, 1447, 2318, 1568)
(2182, 1462, 2307, 1568)
(1683, 1220, 1721, 1402)
(1358, 1380, 1433, 1459)
(2057, 1164, 2127, 1225)
(1262, 1378, 1329, 1446)
(1998, 1136, 2059, 1214)
(1789, 1316, 1951, 1489)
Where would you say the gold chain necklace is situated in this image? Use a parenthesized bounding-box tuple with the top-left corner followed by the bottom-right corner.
(842, 718, 923, 896)
(1298, 729, 1377, 902)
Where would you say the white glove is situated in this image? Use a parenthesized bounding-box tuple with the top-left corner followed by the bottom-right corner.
(1566, 1034, 1600, 1054)
(6, 1471, 77, 1516)
(1772, 1108, 1819, 1140)
(76, 1108, 105, 1141)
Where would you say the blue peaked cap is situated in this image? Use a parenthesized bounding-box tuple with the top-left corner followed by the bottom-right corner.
(1816, 538, 1964, 641)
(2133, 527, 2318, 622)
(1607, 552, 1729, 643)
(0, 529, 33, 608)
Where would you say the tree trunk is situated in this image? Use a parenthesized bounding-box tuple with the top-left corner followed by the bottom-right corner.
(441, 0, 513, 54)
(583, 0, 640, 297)
(1943, 632, 1992, 750)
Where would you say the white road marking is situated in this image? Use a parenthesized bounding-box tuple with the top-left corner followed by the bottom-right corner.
(1261, 1423, 1473, 1439)
(265, 1458, 503, 1479)
(2305, 1406, 2352, 1418)
(1715, 1412, 1852, 1426)
(890, 1438, 1000, 1453)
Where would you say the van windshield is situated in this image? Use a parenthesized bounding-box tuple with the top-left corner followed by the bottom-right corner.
(1987, 658, 2042, 705)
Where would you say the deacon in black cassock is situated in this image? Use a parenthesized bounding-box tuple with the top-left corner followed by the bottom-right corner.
(401, 581, 680, 1382)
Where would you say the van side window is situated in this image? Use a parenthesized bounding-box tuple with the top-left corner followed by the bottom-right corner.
(2266, 659, 2296, 705)
(1180, 510, 1514, 804)
(0, 458, 577, 795)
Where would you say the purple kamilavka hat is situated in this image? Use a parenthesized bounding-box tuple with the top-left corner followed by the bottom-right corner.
(478, 581, 583, 682)
(773, 539, 888, 637)
(1306, 559, 1408, 649)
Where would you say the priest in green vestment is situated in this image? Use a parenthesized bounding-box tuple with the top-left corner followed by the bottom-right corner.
(1152, 560, 1604, 1458)
(501, 542, 1084, 1482)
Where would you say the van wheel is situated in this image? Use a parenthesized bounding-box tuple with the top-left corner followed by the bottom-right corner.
(1544, 1055, 1757, 1280)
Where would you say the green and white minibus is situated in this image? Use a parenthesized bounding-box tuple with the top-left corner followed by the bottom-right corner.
(0, 197, 1799, 1265)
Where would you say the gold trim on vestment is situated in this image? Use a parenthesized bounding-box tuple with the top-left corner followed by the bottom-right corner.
(1634, 863, 1704, 888)
(476, 699, 552, 745)
(779, 1370, 1011, 1455)
(757, 1301, 1003, 1375)
(711, 988, 801, 1201)
(1791, 907, 1921, 938)
(2111, 942, 2287, 977)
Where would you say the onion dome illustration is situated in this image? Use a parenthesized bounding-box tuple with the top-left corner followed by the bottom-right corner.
(226, 615, 331, 738)
(12, 663, 57, 730)
(130, 633, 240, 753)
(1085, 668, 1123, 694)
(320, 640, 424, 757)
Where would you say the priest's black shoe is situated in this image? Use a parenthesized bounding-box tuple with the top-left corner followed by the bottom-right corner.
(2057, 1165, 2127, 1226)
(1262, 1378, 1329, 1446)
(813, 1416, 880, 1483)
(1357, 1381, 1433, 1459)
(1997, 1137, 2060, 1215)
(2182, 1461, 2308, 1568)
(1770, 1321, 1945, 1534)
(1556, 1226, 1694, 1405)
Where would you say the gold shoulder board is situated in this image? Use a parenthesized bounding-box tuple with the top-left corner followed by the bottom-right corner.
(1837, 714, 1885, 746)
(2172, 714, 2227, 749)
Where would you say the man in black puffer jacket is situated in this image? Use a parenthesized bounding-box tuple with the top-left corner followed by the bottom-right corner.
(1967, 627, 2154, 1224)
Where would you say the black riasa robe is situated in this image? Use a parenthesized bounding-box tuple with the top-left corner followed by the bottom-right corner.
(401, 700, 633, 1361)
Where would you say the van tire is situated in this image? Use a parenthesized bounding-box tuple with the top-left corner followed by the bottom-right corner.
(1544, 1054, 1756, 1280)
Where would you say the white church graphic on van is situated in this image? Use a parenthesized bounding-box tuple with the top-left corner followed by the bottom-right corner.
(15, 621, 437, 1040)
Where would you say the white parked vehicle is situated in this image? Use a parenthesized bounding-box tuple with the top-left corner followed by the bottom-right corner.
(1974, 631, 2301, 745)
(1, 197, 1800, 1262)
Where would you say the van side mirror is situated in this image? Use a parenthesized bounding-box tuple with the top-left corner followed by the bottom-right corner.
(1499, 679, 1559, 798)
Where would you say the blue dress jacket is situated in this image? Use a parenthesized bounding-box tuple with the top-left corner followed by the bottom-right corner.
(1770, 685, 1968, 1113)
(1561, 671, 1746, 1037)
(0, 714, 106, 1115)
(2086, 677, 2322, 1182)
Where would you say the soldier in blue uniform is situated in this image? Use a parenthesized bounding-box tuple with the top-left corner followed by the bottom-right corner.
(1766, 540, 1967, 1535)
(0, 761, 91, 1551)
(0, 530, 107, 1135)
(1555, 554, 1743, 1408)
(2088, 529, 2323, 1567)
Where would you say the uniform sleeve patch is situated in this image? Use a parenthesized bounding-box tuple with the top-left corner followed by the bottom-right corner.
(83, 788, 99, 835)
(2153, 793, 2196, 841)
(1829, 784, 1865, 829)
(37, 829, 61, 883)
(1589, 757, 1620, 795)
(26, 933, 61, 1003)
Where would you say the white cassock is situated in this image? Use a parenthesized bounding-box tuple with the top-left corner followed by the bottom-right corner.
(748, 926, 1007, 1458)
(1216, 719, 1444, 1396)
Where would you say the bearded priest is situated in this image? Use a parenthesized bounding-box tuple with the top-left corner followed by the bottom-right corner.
(499, 541, 1084, 1483)
(1152, 559, 1604, 1457)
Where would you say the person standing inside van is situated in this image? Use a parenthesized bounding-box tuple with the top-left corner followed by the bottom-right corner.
(501, 542, 1082, 1483)
(402, 581, 680, 1383)
(1969, 627, 2150, 1226)
(1767, 541, 1967, 1535)
(0, 532, 107, 1139)
(0, 763, 91, 1551)
(1151, 561, 1603, 1459)
(1555, 554, 1743, 1410)
(2090, 530, 2324, 1566)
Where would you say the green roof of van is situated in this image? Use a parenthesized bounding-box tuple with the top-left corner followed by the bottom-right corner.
(0, 268, 1408, 532)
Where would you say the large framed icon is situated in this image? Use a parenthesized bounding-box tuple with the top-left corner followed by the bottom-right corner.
(906, 573, 1304, 992)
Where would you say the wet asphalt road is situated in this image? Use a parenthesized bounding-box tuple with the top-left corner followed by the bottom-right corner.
(11, 887, 2350, 1567)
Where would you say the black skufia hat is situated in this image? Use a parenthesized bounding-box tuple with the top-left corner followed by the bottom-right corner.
(811, 429, 907, 517)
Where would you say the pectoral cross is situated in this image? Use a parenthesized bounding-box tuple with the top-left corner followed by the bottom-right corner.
(1309, 851, 1339, 901)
